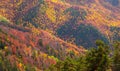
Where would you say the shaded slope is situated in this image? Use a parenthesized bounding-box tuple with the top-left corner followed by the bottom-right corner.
(57, 23, 108, 48)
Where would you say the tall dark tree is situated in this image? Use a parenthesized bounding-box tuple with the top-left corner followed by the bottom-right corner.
(112, 41, 120, 71)
(86, 40, 110, 71)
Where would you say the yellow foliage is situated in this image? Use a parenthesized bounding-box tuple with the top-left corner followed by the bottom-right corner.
(17, 62, 24, 71)
(0, 15, 9, 22)
(17, 0, 23, 5)
(48, 56, 58, 61)
(42, 53, 48, 58)
(32, 28, 40, 35)
(4, 46, 8, 50)
(66, 48, 79, 55)
(51, 0, 58, 3)
(46, 6, 56, 23)
(45, 29, 54, 34)
(109, 21, 120, 27)
(33, 50, 39, 58)
(18, 63, 22, 68)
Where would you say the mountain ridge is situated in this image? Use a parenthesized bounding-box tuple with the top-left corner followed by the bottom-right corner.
(0, 0, 120, 70)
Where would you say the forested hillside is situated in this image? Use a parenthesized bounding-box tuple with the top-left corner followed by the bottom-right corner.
(0, 0, 120, 71)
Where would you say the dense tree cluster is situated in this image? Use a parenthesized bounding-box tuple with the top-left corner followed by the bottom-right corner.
(46, 40, 120, 71)
(57, 24, 108, 48)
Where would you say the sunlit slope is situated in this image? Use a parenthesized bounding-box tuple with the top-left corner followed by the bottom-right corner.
(0, 21, 85, 70)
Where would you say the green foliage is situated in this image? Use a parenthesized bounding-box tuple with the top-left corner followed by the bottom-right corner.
(0, 40, 6, 50)
(0, 43, 37, 71)
(86, 40, 110, 71)
(46, 45, 60, 59)
(47, 40, 111, 71)
(62, 58, 77, 71)
(23, 6, 38, 21)
(45, 44, 68, 60)
(49, 56, 59, 62)
(96, 40, 105, 46)
(39, 3, 48, 14)
(25, 64, 36, 71)
(1, 39, 120, 71)
(76, 56, 86, 71)
(64, 7, 80, 17)
(110, 26, 120, 41)
(0, 50, 18, 71)
(39, 0, 44, 4)
(57, 24, 109, 48)
(64, 7, 87, 20)
(38, 39, 43, 47)
(47, 56, 87, 71)
(112, 0, 119, 6)
(69, 50, 75, 58)
(112, 41, 120, 71)
(47, 57, 78, 71)
(0, 15, 9, 23)
(22, 5, 40, 27)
